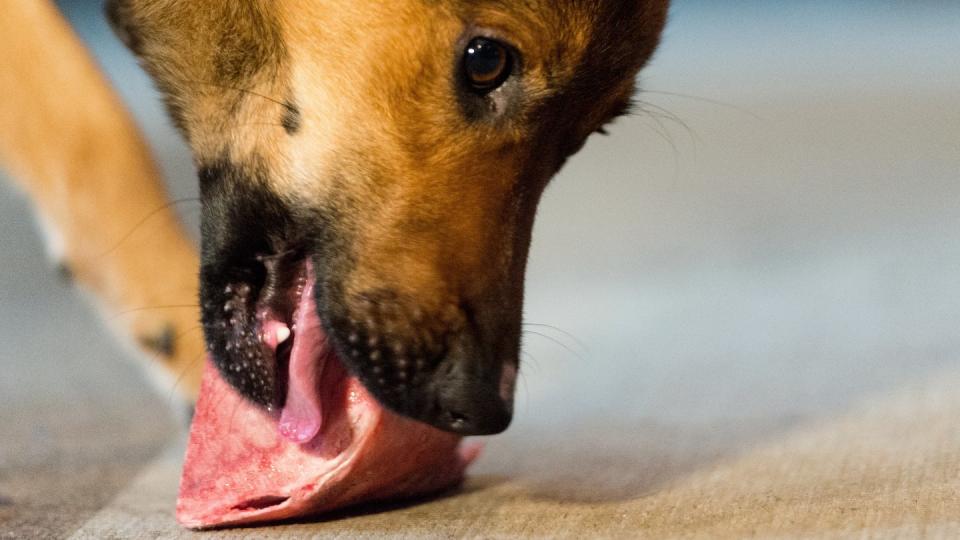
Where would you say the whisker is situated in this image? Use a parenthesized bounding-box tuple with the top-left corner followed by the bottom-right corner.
(635, 100, 702, 149)
(184, 79, 294, 112)
(522, 330, 587, 362)
(517, 354, 532, 412)
(522, 322, 589, 353)
(98, 197, 200, 257)
(151, 324, 203, 361)
(138, 322, 203, 404)
(640, 88, 763, 120)
(633, 96, 710, 183)
(108, 304, 200, 322)
(637, 105, 680, 148)
(166, 349, 206, 410)
(520, 349, 541, 375)
(632, 105, 683, 180)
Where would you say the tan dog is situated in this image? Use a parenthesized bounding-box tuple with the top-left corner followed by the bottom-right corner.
(0, 0, 668, 434)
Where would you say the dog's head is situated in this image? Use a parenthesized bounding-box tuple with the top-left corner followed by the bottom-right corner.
(108, 0, 668, 435)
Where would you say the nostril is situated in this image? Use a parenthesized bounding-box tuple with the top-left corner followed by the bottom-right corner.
(433, 386, 513, 435)
(446, 410, 470, 431)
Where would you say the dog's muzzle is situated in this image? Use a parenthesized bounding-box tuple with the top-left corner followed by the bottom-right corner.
(201, 249, 516, 436)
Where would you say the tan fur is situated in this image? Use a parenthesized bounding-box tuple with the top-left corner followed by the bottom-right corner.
(115, 0, 666, 325)
(0, 0, 667, 406)
(277, 0, 667, 331)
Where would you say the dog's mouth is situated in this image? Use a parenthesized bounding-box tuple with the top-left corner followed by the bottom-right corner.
(263, 259, 328, 443)
(183, 255, 479, 528)
(212, 254, 348, 444)
(204, 241, 515, 437)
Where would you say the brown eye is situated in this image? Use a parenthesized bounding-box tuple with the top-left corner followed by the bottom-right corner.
(463, 37, 512, 93)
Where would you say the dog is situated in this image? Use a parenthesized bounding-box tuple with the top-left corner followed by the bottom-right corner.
(1, 0, 668, 436)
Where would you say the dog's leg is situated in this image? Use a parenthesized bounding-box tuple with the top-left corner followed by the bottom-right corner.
(0, 0, 202, 400)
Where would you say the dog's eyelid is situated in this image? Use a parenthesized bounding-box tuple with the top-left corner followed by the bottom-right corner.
(460, 24, 521, 54)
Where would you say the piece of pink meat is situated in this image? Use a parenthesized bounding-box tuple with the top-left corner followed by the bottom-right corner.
(176, 265, 481, 529)
(177, 362, 480, 529)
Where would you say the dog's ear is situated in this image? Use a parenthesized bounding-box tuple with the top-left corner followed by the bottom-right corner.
(104, 0, 142, 55)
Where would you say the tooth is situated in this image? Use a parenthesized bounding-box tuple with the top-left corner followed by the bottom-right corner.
(276, 325, 291, 345)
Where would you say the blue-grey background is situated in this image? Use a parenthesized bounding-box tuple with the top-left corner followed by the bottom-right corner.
(2, 0, 959, 522)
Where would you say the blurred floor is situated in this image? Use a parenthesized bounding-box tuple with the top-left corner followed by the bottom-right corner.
(2, 1, 960, 537)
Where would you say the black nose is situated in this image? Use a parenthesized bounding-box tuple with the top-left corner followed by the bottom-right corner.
(427, 361, 513, 436)
(432, 386, 512, 435)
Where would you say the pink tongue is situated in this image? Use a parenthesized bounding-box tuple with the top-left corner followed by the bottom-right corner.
(277, 270, 326, 444)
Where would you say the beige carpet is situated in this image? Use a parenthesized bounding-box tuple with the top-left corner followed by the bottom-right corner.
(56, 368, 960, 538)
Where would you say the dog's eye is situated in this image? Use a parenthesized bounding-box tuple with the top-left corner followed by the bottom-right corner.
(463, 37, 512, 93)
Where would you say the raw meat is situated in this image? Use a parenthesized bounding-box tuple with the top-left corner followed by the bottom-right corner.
(176, 360, 480, 529)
